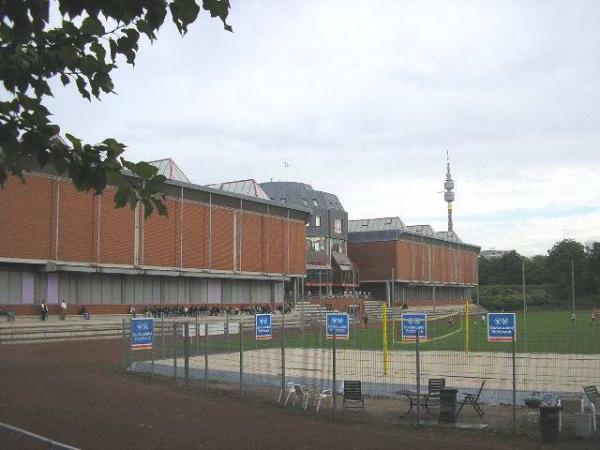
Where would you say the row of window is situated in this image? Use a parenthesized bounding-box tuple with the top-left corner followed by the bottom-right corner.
(274, 197, 341, 210)
(305, 217, 342, 234)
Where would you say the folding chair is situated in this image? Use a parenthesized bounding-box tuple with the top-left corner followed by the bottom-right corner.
(457, 380, 486, 418)
(343, 380, 364, 411)
(425, 378, 446, 416)
(278, 382, 295, 405)
(293, 384, 309, 409)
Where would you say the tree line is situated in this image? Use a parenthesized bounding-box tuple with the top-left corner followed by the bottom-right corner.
(478, 239, 600, 308)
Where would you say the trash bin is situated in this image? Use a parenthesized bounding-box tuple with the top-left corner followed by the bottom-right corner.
(439, 388, 458, 423)
(539, 405, 560, 443)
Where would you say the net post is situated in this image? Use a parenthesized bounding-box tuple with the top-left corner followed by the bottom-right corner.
(332, 328, 337, 417)
(173, 323, 177, 381)
(184, 322, 190, 385)
(512, 330, 517, 434)
(416, 330, 421, 425)
(204, 322, 209, 390)
(239, 323, 244, 396)
(281, 309, 286, 405)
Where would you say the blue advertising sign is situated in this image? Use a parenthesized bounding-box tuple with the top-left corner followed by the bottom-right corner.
(131, 318, 153, 350)
(255, 313, 272, 340)
(326, 313, 350, 340)
(487, 313, 516, 342)
(401, 313, 427, 341)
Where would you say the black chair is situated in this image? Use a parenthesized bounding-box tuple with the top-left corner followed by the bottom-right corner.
(425, 378, 446, 415)
(343, 381, 364, 411)
(457, 380, 486, 418)
(583, 385, 600, 422)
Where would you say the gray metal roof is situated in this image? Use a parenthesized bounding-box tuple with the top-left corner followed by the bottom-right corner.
(148, 158, 191, 183)
(207, 179, 271, 200)
(348, 216, 479, 250)
(259, 182, 346, 212)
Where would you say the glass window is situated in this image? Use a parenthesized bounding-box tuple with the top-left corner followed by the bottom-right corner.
(280, 198, 286, 204)
(312, 199, 319, 208)
(315, 216, 321, 227)
(334, 218, 342, 234)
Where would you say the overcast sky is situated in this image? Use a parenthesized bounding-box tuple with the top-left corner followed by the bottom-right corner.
(47, 1, 600, 256)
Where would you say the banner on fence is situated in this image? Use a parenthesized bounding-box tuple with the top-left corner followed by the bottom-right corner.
(183, 322, 240, 337)
(487, 312, 516, 342)
(401, 313, 427, 341)
(256, 314, 272, 340)
(326, 313, 350, 339)
(131, 318, 153, 350)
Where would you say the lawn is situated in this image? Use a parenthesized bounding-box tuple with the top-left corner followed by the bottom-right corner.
(194, 310, 600, 355)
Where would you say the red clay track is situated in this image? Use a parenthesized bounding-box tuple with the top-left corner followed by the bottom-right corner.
(0, 339, 594, 449)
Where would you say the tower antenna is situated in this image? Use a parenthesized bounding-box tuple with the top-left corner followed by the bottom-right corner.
(444, 151, 455, 233)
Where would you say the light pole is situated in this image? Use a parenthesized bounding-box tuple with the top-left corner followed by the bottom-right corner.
(522, 259, 527, 352)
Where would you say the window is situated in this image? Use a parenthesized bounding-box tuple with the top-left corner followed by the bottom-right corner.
(312, 199, 319, 208)
(315, 216, 321, 227)
(302, 198, 308, 206)
(280, 198, 286, 204)
(334, 218, 342, 234)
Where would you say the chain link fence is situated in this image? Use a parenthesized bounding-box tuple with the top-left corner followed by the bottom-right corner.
(123, 313, 600, 440)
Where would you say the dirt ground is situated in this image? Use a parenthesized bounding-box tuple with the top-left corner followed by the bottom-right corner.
(0, 339, 596, 450)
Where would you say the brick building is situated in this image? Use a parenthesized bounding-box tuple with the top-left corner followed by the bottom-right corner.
(348, 217, 479, 307)
(0, 163, 308, 315)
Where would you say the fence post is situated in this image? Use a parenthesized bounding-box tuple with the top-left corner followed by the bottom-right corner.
(512, 330, 517, 434)
(226, 313, 230, 353)
(416, 330, 421, 425)
(281, 310, 286, 404)
(204, 323, 209, 390)
(195, 314, 199, 356)
(239, 323, 244, 396)
(151, 323, 155, 376)
(127, 319, 132, 370)
(161, 316, 165, 359)
(184, 323, 190, 385)
(122, 319, 127, 370)
(332, 328, 337, 417)
(173, 323, 177, 381)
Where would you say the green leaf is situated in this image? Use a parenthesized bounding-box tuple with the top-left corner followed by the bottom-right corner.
(114, 185, 131, 208)
(134, 161, 158, 179)
(65, 133, 82, 150)
(76, 77, 91, 101)
(90, 42, 106, 61)
(105, 170, 122, 185)
(81, 16, 104, 35)
(154, 197, 169, 217)
(146, 174, 167, 191)
(59, 45, 77, 66)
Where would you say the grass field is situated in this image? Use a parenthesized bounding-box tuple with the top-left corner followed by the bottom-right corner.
(227, 310, 600, 355)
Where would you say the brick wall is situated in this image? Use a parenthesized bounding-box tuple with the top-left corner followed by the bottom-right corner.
(0, 174, 53, 259)
(0, 173, 306, 276)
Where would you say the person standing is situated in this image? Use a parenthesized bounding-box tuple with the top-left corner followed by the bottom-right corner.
(40, 300, 48, 321)
(60, 300, 67, 320)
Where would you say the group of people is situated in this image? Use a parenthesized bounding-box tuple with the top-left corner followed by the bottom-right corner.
(141, 302, 292, 318)
(38, 299, 68, 321)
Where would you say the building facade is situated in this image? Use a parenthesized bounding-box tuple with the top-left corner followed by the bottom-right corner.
(348, 217, 479, 306)
(0, 165, 308, 314)
(260, 182, 358, 295)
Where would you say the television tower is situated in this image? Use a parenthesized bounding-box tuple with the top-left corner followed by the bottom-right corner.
(444, 151, 455, 233)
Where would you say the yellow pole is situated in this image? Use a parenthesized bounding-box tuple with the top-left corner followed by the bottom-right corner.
(464, 300, 470, 354)
(382, 302, 388, 375)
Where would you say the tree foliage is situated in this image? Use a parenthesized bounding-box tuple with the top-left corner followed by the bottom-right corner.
(478, 239, 599, 307)
(0, 0, 232, 217)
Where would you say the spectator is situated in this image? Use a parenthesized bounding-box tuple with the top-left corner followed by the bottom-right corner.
(40, 300, 48, 321)
(591, 312, 596, 326)
(363, 315, 369, 329)
(60, 299, 67, 320)
(130, 306, 136, 318)
(571, 312, 576, 324)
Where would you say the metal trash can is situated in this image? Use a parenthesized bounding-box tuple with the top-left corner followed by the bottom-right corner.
(539, 405, 560, 443)
(439, 388, 458, 423)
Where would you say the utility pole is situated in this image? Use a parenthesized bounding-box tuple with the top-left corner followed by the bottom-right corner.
(522, 260, 527, 352)
(571, 259, 575, 315)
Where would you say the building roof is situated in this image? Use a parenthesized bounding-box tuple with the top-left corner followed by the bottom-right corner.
(207, 179, 271, 200)
(348, 216, 479, 250)
(148, 158, 191, 183)
(259, 181, 346, 212)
